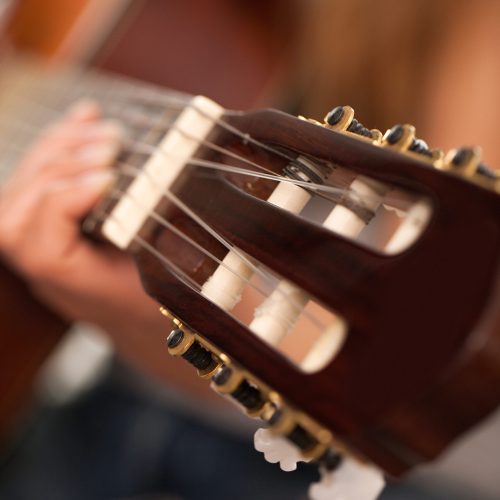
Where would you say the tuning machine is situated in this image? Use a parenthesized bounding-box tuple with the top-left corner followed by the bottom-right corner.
(443, 146, 500, 193)
(159, 307, 359, 478)
(323, 105, 382, 144)
(382, 124, 443, 166)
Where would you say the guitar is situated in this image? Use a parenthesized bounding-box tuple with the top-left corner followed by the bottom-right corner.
(75, 90, 498, 495)
(1, 2, 499, 498)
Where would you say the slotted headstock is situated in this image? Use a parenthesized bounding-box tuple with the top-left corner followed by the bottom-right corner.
(90, 100, 500, 478)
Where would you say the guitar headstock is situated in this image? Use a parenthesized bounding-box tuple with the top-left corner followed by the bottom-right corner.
(87, 98, 500, 482)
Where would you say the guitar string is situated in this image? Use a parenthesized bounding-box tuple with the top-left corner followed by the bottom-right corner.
(0, 98, 374, 207)
(0, 69, 367, 331)
(0, 113, 360, 209)
(105, 180, 323, 331)
(113, 160, 328, 330)
(0, 88, 373, 330)
(0, 123, 330, 330)
(0, 66, 375, 206)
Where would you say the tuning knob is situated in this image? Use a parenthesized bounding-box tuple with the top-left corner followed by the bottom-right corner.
(324, 105, 382, 142)
(383, 124, 442, 163)
(444, 147, 499, 192)
(211, 365, 266, 414)
(165, 323, 219, 378)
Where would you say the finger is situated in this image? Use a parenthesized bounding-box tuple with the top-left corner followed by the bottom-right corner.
(0, 169, 114, 259)
(15, 121, 123, 178)
(3, 169, 115, 274)
(35, 120, 123, 153)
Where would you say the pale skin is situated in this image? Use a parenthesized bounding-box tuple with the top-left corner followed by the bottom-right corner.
(0, 99, 220, 402)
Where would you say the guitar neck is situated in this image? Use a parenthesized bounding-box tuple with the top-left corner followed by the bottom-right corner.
(0, 57, 192, 182)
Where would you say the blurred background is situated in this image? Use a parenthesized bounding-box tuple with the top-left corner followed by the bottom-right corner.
(0, 0, 499, 499)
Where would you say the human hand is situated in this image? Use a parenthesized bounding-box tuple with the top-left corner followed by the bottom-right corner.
(0, 100, 158, 329)
(0, 100, 221, 400)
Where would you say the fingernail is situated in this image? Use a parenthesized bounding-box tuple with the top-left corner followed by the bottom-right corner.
(77, 143, 120, 165)
(67, 98, 101, 121)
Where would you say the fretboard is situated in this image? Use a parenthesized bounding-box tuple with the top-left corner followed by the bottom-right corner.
(0, 56, 192, 183)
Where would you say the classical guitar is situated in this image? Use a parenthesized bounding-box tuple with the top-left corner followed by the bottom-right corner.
(1, 2, 499, 499)
(1, 56, 499, 496)
(76, 87, 498, 495)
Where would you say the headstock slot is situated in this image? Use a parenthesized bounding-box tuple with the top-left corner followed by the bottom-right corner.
(199, 126, 433, 257)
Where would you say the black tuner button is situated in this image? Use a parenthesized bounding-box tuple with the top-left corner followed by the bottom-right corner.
(167, 328, 184, 348)
(476, 163, 497, 180)
(325, 106, 345, 126)
(451, 147, 474, 167)
(385, 124, 435, 158)
(385, 124, 404, 145)
(212, 366, 233, 386)
(409, 138, 433, 158)
(325, 105, 377, 139)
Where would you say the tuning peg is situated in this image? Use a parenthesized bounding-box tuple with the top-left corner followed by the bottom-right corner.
(323, 105, 382, 143)
(383, 124, 443, 164)
(254, 428, 310, 471)
(444, 146, 481, 176)
(443, 147, 499, 192)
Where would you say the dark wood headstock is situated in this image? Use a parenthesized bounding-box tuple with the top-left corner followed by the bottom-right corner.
(99, 105, 500, 476)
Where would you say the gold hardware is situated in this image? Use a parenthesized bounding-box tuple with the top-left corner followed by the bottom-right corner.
(211, 366, 245, 394)
(159, 306, 174, 320)
(443, 146, 482, 177)
(323, 105, 355, 131)
(298, 115, 323, 127)
(197, 361, 221, 379)
(158, 308, 355, 465)
(382, 124, 443, 167)
(167, 329, 195, 357)
(321, 105, 382, 145)
(383, 124, 415, 151)
(441, 146, 500, 193)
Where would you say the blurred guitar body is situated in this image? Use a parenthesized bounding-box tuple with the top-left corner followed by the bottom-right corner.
(0, 0, 291, 441)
